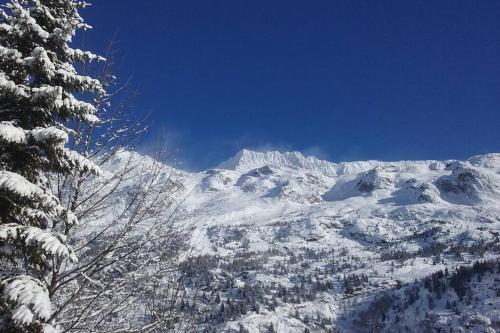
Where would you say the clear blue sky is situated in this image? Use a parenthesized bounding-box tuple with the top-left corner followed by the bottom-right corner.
(82, 1, 500, 170)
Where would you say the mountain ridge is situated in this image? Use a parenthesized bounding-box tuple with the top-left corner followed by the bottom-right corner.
(216, 148, 469, 177)
(99, 148, 500, 332)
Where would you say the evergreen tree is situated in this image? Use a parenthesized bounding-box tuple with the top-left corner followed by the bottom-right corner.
(0, 0, 103, 331)
(238, 323, 250, 333)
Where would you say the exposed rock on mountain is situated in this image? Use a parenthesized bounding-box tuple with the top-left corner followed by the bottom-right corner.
(437, 162, 499, 205)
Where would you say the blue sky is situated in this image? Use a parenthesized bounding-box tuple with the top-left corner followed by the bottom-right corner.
(82, 1, 500, 170)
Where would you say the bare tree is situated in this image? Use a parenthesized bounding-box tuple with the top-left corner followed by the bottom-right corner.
(45, 42, 196, 332)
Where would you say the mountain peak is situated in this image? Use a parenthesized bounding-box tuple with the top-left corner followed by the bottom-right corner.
(215, 149, 467, 178)
(216, 149, 341, 176)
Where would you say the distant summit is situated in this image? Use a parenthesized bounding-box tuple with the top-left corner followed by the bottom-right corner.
(216, 148, 435, 177)
(217, 149, 313, 170)
(217, 149, 344, 177)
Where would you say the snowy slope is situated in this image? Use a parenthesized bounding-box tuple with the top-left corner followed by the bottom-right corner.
(105, 149, 500, 332)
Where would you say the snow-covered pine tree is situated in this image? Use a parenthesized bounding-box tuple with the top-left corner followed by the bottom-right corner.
(0, 0, 103, 331)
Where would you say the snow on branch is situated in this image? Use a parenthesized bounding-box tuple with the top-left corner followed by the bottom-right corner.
(0, 45, 22, 61)
(0, 122, 69, 146)
(59, 148, 101, 176)
(0, 122, 27, 144)
(6, 1, 50, 40)
(0, 72, 28, 98)
(66, 47, 105, 63)
(0, 223, 77, 261)
(0, 275, 51, 325)
(0, 170, 43, 198)
(0, 171, 78, 226)
(30, 127, 68, 145)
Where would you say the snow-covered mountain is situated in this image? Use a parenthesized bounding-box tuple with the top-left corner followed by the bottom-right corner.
(216, 148, 409, 177)
(107, 149, 500, 332)
(187, 149, 500, 217)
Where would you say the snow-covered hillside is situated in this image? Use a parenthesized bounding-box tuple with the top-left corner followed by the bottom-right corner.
(184, 150, 500, 254)
(112, 149, 500, 332)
